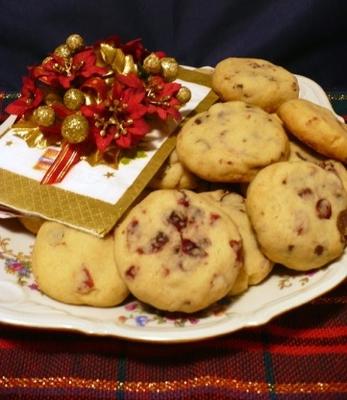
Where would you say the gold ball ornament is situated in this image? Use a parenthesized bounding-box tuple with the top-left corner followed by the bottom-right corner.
(176, 86, 192, 104)
(66, 34, 84, 52)
(44, 92, 61, 106)
(54, 44, 72, 58)
(160, 57, 178, 81)
(63, 88, 85, 110)
(61, 114, 89, 143)
(32, 106, 55, 127)
(143, 53, 161, 74)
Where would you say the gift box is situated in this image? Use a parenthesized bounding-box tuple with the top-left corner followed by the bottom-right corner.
(0, 34, 217, 236)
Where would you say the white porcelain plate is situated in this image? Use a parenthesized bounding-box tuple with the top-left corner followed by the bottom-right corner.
(0, 75, 346, 343)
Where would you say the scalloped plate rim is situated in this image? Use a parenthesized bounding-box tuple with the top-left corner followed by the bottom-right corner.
(0, 72, 346, 343)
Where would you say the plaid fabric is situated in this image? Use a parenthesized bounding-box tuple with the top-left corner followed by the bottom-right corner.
(0, 96, 347, 400)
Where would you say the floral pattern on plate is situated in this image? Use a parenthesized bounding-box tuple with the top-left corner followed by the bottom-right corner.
(0, 75, 346, 342)
(0, 236, 37, 289)
(0, 231, 233, 327)
(0, 220, 346, 344)
(117, 297, 233, 327)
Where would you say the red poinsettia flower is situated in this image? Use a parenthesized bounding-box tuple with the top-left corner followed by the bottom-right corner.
(112, 79, 147, 118)
(111, 77, 149, 148)
(32, 49, 107, 89)
(52, 102, 74, 119)
(116, 73, 145, 90)
(121, 38, 146, 62)
(145, 76, 181, 121)
(80, 75, 150, 152)
(115, 117, 149, 149)
(74, 49, 108, 79)
(5, 76, 43, 116)
(81, 77, 109, 102)
(80, 103, 111, 152)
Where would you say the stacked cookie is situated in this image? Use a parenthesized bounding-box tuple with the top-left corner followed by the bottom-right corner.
(30, 57, 347, 313)
(114, 189, 243, 312)
(32, 222, 129, 307)
(176, 100, 289, 183)
(246, 162, 347, 271)
(212, 57, 299, 112)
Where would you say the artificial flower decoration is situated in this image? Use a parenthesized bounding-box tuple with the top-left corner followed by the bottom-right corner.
(145, 76, 182, 120)
(31, 49, 108, 89)
(5, 34, 191, 184)
(6, 77, 43, 117)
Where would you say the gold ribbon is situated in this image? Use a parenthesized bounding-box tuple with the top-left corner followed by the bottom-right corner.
(11, 119, 60, 148)
(99, 43, 137, 75)
(86, 146, 121, 168)
(0, 69, 217, 236)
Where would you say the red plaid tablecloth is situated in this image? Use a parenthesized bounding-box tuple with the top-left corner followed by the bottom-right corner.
(0, 93, 347, 400)
(1, 278, 347, 399)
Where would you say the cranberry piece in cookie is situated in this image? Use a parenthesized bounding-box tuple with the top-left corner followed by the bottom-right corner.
(200, 190, 273, 295)
(32, 222, 129, 307)
(176, 101, 289, 183)
(247, 161, 347, 271)
(114, 189, 242, 313)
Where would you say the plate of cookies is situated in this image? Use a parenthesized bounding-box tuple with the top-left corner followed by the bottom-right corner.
(1, 57, 347, 343)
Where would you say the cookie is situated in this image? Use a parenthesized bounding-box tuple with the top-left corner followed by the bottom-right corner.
(200, 190, 273, 293)
(278, 99, 347, 162)
(212, 57, 299, 112)
(288, 137, 325, 164)
(19, 216, 44, 234)
(176, 101, 289, 182)
(114, 189, 243, 313)
(229, 267, 249, 296)
(318, 159, 347, 195)
(246, 161, 347, 270)
(289, 138, 347, 194)
(32, 222, 129, 307)
(149, 149, 198, 190)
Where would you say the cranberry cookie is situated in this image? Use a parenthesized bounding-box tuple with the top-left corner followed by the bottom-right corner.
(176, 101, 289, 182)
(201, 190, 273, 294)
(212, 57, 299, 112)
(149, 149, 198, 190)
(289, 138, 347, 193)
(114, 189, 243, 313)
(278, 99, 347, 162)
(288, 138, 324, 164)
(19, 216, 44, 234)
(32, 222, 129, 306)
(246, 161, 347, 270)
